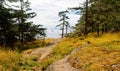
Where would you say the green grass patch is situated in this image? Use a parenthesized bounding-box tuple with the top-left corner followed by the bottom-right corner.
(20, 55, 39, 71)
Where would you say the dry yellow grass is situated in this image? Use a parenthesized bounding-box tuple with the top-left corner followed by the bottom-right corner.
(86, 33, 120, 44)
(1, 33, 120, 71)
(45, 38, 56, 43)
(68, 33, 120, 71)
(0, 49, 21, 71)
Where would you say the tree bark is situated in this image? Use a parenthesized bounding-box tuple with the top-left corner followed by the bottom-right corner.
(84, 0, 88, 35)
(62, 23, 64, 38)
(66, 25, 67, 35)
(97, 23, 99, 36)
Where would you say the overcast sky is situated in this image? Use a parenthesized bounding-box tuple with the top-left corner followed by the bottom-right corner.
(29, 0, 85, 28)
(29, 0, 85, 38)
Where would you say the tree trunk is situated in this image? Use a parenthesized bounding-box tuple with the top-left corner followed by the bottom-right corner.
(97, 23, 99, 36)
(20, 0, 24, 44)
(61, 24, 64, 38)
(84, 0, 88, 35)
(66, 25, 67, 35)
(61, 16, 65, 38)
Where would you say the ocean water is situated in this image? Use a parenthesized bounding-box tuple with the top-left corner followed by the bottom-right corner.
(46, 29, 61, 38)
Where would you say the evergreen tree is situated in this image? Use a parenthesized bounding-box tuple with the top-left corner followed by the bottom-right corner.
(72, 0, 120, 37)
(0, 0, 46, 46)
(57, 10, 70, 38)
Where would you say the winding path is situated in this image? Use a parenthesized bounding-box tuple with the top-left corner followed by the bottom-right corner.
(45, 48, 80, 71)
(24, 39, 80, 71)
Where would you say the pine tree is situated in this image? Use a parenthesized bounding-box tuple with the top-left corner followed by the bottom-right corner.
(57, 10, 69, 38)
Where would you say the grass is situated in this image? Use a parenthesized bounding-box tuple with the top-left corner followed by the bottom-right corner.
(14, 38, 56, 52)
(1, 33, 120, 71)
(0, 48, 21, 71)
(0, 48, 39, 71)
(0, 38, 55, 71)
(20, 55, 40, 71)
(68, 33, 120, 71)
(38, 38, 82, 71)
(0, 37, 81, 71)
(19, 38, 56, 71)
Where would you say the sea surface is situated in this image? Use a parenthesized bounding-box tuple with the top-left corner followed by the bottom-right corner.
(46, 29, 61, 38)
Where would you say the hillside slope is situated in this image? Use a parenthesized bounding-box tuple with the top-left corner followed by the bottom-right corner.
(68, 33, 120, 71)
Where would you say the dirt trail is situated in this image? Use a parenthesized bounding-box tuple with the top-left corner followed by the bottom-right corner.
(45, 48, 80, 71)
(30, 39, 59, 60)
(24, 39, 80, 71)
